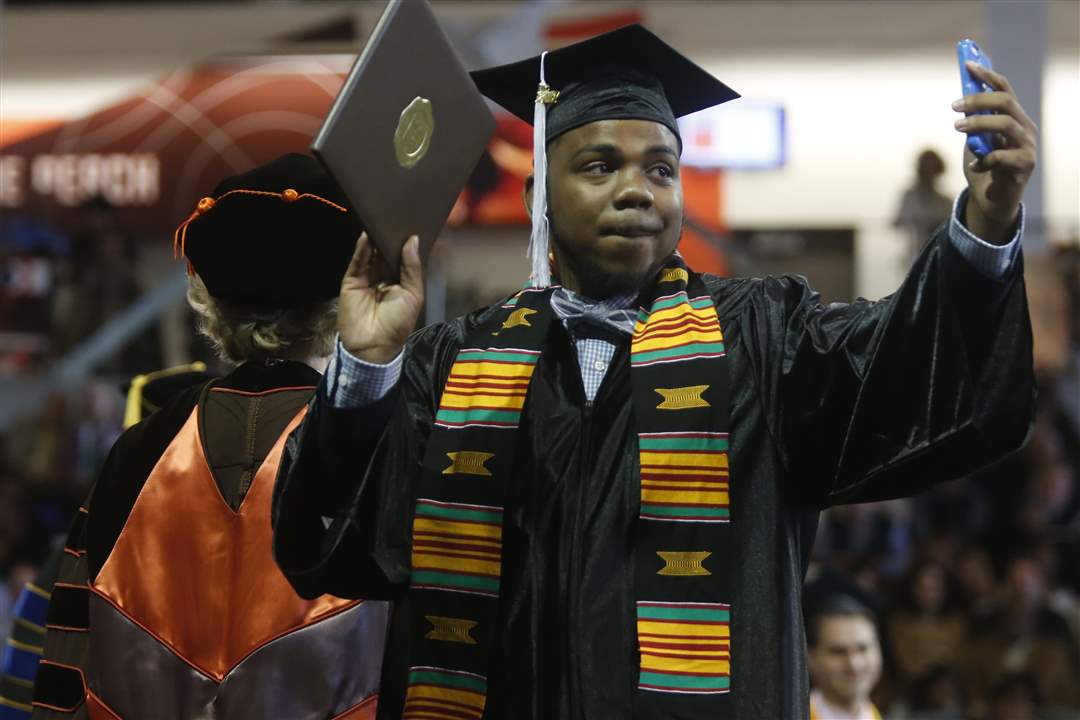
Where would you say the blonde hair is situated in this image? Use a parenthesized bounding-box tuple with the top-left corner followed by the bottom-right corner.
(186, 275, 337, 364)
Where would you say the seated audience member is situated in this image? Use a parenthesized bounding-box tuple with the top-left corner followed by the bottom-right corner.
(963, 555, 1080, 712)
(888, 562, 967, 684)
(985, 672, 1041, 720)
(807, 595, 884, 720)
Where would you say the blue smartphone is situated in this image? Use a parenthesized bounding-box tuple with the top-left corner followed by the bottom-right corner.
(957, 39, 995, 159)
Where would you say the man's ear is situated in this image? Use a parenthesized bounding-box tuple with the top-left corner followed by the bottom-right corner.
(522, 174, 534, 220)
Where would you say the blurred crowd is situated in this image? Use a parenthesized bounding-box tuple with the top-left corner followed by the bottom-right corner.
(2, 198, 1079, 717)
(805, 260, 1080, 719)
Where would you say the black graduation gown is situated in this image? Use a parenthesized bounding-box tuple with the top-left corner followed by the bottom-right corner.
(272, 230, 1035, 720)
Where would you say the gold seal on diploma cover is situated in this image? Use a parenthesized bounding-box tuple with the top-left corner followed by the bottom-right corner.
(394, 96, 434, 169)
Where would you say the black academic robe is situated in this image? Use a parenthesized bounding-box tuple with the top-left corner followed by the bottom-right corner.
(272, 230, 1034, 720)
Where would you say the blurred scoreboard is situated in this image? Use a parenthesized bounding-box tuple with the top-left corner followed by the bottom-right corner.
(678, 101, 787, 171)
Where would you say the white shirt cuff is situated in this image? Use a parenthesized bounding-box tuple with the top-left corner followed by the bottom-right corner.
(948, 190, 1024, 280)
(323, 336, 403, 408)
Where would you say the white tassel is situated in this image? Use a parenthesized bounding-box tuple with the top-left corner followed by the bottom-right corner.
(528, 52, 555, 288)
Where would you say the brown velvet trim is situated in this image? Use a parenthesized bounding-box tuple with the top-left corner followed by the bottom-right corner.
(91, 406, 357, 682)
(32, 660, 87, 713)
(201, 385, 314, 511)
(208, 385, 316, 397)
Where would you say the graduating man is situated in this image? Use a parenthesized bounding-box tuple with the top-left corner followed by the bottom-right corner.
(33, 154, 386, 719)
(273, 26, 1037, 719)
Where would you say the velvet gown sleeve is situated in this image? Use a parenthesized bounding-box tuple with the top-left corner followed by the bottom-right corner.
(771, 228, 1035, 508)
(272, 321, 465, 601)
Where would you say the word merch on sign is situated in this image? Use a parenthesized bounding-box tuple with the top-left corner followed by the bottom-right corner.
(0, 153, 160, 208)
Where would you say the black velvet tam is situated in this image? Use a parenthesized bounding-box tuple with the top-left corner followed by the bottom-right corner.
(179, 153, 362, 309)
(470, 24, 740, 145)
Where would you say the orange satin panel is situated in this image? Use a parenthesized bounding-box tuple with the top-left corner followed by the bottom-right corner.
(333, 695, 378, 719)
(92, 406, 358, 682)
(85, 689, 122, 720)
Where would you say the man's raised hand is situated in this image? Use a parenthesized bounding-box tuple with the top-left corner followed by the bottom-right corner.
(339, 233, 424, 364)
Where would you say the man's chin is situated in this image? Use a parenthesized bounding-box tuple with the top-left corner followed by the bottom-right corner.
(576, 265, 654, 299)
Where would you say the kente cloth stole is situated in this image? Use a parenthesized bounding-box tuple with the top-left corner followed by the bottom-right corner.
(405, 257, 735, 718)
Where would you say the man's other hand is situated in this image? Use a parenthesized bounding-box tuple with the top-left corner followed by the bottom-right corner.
(953, 62, 1038, 245)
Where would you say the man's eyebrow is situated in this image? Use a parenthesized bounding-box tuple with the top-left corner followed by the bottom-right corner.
(571, 143, 620, 160)
(570, 143, 679, 161)
(646, 144, 679, 159)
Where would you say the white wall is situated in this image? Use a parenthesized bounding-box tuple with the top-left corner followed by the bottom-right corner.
(2, 0, 1076, 298)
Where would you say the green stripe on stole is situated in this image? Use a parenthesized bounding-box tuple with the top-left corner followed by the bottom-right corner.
(406, 258, 737, 718)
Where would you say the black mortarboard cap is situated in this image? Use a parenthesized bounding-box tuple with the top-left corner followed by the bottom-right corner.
(470, 24, 740, 146)
(175, 153, 362, 309)
(470, 24, 739, 287)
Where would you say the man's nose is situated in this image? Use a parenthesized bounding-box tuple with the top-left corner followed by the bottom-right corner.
(612, 168, 653, 210)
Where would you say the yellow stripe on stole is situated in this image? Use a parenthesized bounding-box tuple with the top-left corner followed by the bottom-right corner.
(634, 305, 722, 335)
(637, 620, 731, 638)
(637, 635, 730, 647)
(640, 452, 728, 469)
(640, 655, 731, 675)
(643, 479, 729, 489)
(444, 377, 531, 390)
(411, 552, 501, 577)
(659, 267, 690, 284)
(438, 392, 526, 411)
(633, 328, 725, 353)
(405, 684, 486, 709)
(413, 517, 502, 541)
(641, 468, 728, 480)
(448, 361, 535, 379)
(640, 644, 727, 658)
(641, 489, 730, 505)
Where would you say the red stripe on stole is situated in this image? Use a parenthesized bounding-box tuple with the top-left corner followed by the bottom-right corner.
(639, 641, 731, 651)
(641, 484, 729, 493)
(410, 548, 498, 565)
(635, 314, 717, 336)
(402, 703, 481, 720)
(640, 473, 729, 483)
(413, 531, 501, 546)
(412, 539, 502, 554)
(640, 464, 727, 473)
(448, 359, 536, 367)
(403, 694, 483, 711)
(444, 384, 529, 394)
(402, 705, 480, 720)
(637, 618, 729, 626)
(636, 667, 729, 678)
(641, 647, 731, 658)
(639, 634, 730, 642)
(413, 516, 504, 529)
(635, 319, 720, 342)
(411, 547, 501, 563)
(445, 373, 532, 383)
